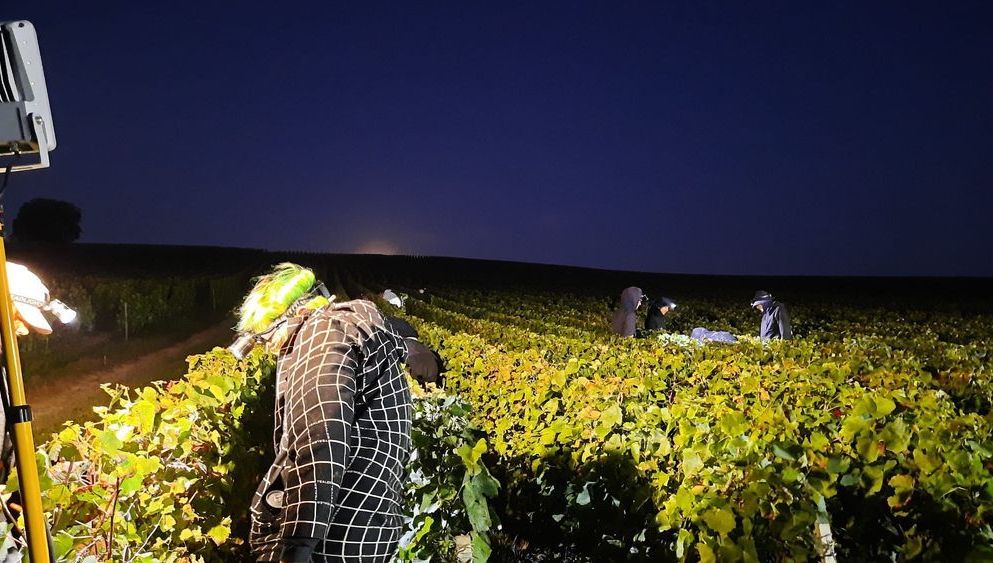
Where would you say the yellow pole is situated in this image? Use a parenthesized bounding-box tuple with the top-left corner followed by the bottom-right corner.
(0, 237, 50, 562)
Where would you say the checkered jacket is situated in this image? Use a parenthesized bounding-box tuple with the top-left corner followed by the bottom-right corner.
(250, 299, 412, 562)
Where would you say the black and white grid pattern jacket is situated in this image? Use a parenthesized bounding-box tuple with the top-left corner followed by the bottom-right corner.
(250, 299, 412, 563)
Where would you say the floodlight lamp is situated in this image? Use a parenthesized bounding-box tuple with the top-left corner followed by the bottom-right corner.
(0, 21, 55, 172)
(45, 298, 76, 324)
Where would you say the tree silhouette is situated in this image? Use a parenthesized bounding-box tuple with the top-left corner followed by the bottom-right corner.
(11, 198, 82, 243)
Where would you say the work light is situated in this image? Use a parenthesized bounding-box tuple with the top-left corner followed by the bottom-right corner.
(0, 20, 55, 171)
(45, 298, 76, 324)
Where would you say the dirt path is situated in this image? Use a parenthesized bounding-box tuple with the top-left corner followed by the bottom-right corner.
(30, 322, 235, 437)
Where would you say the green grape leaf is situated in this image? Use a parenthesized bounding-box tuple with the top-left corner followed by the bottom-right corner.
(702, 507, 736, 536)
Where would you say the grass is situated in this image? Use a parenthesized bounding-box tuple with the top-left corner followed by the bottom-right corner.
(23, 315, 236, 437)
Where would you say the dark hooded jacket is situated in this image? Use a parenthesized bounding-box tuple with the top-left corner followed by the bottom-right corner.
(610, 287, 643, 337)
(755, 299, 792, 340)
(645, 297, 676, 332)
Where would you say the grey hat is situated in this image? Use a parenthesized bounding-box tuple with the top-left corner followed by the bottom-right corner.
(751, 290, 773, 307)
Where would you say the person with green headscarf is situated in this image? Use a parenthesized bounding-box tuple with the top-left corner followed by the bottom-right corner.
(238, 263, 412, 563)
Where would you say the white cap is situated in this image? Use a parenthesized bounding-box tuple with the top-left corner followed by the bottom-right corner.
(382, 289, 403, 308)
(7, 262, 53, 335)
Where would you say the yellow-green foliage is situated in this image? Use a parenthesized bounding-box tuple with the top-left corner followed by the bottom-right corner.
(10, 341, 494, 562)
(9, 282, 993, 562)
(21, 349, 275, 562)
(401, 289, 993, 561)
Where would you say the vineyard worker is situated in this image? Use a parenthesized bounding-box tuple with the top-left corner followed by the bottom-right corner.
(644, 296, 677, 332)
(610, 286, 645, 337)
(241, 264, 411, 563)
(751, 290, 793, 340)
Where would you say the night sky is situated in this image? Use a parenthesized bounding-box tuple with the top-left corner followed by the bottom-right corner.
(11, 2, 993, 276)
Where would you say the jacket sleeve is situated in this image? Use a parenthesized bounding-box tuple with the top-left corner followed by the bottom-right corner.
(759, 311, 774, 340)
(777, 305, 793, 340)
(279, 318, 359, 562)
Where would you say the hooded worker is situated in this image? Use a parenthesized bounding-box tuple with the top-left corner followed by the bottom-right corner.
(644, 296, 677, 332)
(751, 290, 792, 340)
(240, 263, 412, 563)
(610, 286, 644, 337)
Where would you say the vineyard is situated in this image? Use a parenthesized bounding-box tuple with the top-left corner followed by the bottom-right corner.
(1, 246, 991, 562)
(396, 287, 993, 561)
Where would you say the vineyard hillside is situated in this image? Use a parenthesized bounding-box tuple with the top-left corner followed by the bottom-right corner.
(3, 243, 991, 562)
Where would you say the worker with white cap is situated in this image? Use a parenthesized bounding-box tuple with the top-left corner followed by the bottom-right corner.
(751, 290, 792, 340)
(6, 262, 76, 336)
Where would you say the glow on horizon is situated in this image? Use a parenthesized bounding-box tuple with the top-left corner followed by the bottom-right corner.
(354, 240, 403, 256)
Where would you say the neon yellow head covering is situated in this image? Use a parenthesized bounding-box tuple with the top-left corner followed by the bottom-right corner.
(237, 263, 319, 335)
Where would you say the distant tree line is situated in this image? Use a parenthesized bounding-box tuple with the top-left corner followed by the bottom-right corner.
(11, 198, 82, 243)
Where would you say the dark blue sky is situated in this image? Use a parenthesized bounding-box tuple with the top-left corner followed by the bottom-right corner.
(12, 2, 993, 276)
